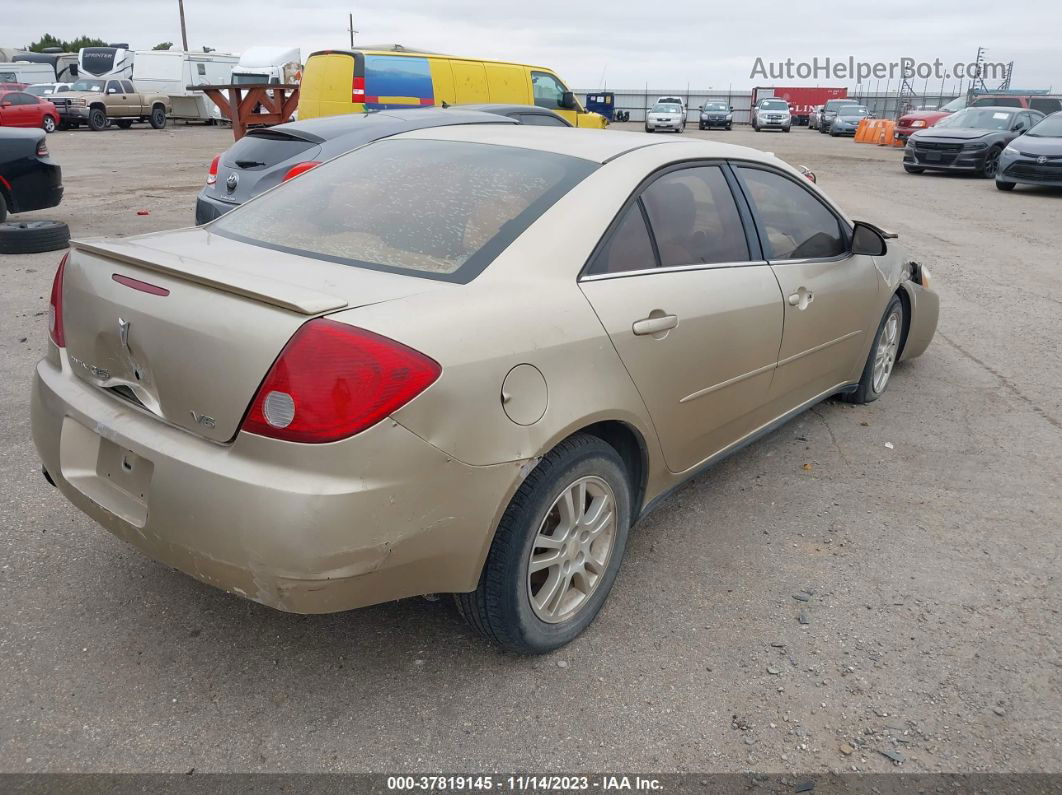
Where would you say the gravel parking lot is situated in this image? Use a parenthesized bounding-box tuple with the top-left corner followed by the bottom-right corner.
(2, 121, 1060, 774)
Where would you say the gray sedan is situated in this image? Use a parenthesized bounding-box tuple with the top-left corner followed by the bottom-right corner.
(829, 105, 870, 136)
(195, 105, 568, 224)
(996, 111, 1062, 191)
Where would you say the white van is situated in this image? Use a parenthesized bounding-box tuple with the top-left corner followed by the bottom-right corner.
(0, 62, 55, 86)
(133, 50, 239, 121)
(231, 46, 301, 85)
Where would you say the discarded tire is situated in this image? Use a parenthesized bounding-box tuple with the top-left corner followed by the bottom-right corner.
(0, 220, 71, 254)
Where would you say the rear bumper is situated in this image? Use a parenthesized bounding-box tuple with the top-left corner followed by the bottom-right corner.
(8, 161, 63, 213)
(195, 191, 239, 225)
(32, 353, 521, 613)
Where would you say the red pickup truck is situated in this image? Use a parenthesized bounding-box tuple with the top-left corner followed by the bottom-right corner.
(896, 94, 1062, 140)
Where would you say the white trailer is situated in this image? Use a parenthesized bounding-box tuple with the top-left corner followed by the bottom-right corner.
(230, 46, 301, 85)
(132, 50, 239, 121)
(0, 62, 55, 85)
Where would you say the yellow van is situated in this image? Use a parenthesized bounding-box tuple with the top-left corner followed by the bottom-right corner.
(298, 48, 607, 128)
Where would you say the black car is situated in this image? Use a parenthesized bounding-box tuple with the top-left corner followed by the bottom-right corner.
(0, 128, 62, 222)
(903, 106, 1044, 178)
(195, 105, 567, 224)
(698, 101, 733, 130)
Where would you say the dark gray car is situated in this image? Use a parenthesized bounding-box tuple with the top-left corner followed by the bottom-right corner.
(996, 111, 1062, 191)
(195, 107, 549, 224)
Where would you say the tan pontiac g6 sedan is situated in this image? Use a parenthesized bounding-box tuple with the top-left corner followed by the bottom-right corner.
(32, 126, 938, 654)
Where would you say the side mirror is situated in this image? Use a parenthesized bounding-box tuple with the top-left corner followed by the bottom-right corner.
(851, 220, 897, 257)
(559, 90, 576, 110)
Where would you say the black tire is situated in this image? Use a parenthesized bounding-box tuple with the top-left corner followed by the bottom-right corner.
(115, 119, 133, 129)
(454, 433, 632, 654)
(995, 179, 1016, 191)
(42, 115, 56, 133)
(87, 107, 107, 131)
(842, 295, 905, 405)
(149, 107, 167, 129)
(0, 220, 70, 254)
(644, 126, 652, 133)
(903, 165, 925, 174)
(0, 192, 7, 224)
(57, 120, 69, 131)
(726, 123, 732, 130)
(677, 124, 684, 134)
(980, 146, 1002, 178)
(698, 123, 705, 130)
(783, 126, 791, 133)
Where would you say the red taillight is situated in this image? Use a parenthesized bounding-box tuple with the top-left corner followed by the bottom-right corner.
(282, 161, 320, 182)
(241, 319, 441, 443)
(206, 154, 220, 185)
(36, 139, 49, 158)
(49, 253, 68, 348)
(351, 76, 365, 101)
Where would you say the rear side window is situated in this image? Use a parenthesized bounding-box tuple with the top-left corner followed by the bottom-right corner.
(212, 139, 598, 282)
(642, 167, 750, 266)
(222, 129, 317, 169)
(737, 167, 845, 260)
(121, 80, 135, 93)
(588, 204, 656, 275)
(1030, 98, 1062, 114)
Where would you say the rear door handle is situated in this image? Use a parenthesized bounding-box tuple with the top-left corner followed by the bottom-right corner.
(632, 314, 679, 336)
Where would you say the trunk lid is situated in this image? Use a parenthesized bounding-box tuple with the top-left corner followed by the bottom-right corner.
(62, 228, 450, 442)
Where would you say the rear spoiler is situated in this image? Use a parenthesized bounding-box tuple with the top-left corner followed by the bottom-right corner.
(72, 239, 347, 315)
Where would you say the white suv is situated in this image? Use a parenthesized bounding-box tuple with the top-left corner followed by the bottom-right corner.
(752, 98, 792, 132)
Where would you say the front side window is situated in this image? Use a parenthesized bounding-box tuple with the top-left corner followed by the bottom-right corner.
(588, 203, 656, 275)
(971, 97, 1021, 108)
(737, 167, 845, 261)
(106, 80, 122, 94)
(642, 167, 750, 267)
(212, 139, 598, 282)
(531, 71, 566, 109)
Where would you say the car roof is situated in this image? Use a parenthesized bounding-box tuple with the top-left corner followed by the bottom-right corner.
(392, 124, 775, 165)
(256, 108, 516, 143)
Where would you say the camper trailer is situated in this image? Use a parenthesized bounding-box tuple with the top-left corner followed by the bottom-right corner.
(78, 45, 134, 80)
(14, 50, 79, 82)
(230, 46, 301, 85)
(133, 50, 239, 121)
(0, 62, 55, 86)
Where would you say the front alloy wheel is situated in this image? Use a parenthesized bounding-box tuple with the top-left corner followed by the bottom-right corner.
(981, 147, 1001, 178)
(843, 295, 905, 404)
(42, 115, 56, 133)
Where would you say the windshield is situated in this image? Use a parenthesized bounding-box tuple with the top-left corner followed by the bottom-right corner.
(231, 72, 270, 85)
(71, 79, 104, 92)
(936, 108, 1014, 130)
(825, 100, 857, 111)
(26, 85, 53, 96)
(760, 100, 789, 110)
(839, 106, 869, 116)
(652, 103, 682, 113)
(1027, 115, 1062, 137)
(939, 97, 967, 112)
(704, 103, 728, 112)
(211, 139, 598, 283)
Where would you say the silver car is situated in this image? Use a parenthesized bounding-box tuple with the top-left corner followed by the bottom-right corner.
(645, 102, 685, 133)
(752, 98, 792, 133)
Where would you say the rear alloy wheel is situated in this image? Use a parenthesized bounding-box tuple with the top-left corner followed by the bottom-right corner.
(843, 295, 904, 404)
(995, 179, 1016, 191)
(454, 433, 631, 654)
(150, 107, 167, 129)
(981, 146, 1002, 178)
(42, 115, 56, 133)
(0, 219, 70, 255)
(87, 108, 107, 131)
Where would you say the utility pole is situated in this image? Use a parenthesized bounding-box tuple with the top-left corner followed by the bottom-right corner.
(178, 0, 189, 51)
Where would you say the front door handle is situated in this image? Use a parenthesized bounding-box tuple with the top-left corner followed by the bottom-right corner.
(787, 287, 815, 310)
(632, 314, 679, 336)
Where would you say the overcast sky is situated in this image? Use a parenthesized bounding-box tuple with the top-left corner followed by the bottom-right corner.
(8, 0, 1061, 91)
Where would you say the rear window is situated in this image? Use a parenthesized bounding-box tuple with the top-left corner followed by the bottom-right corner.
(211, 139, 598, 282)
(222, 129, 317, 169)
